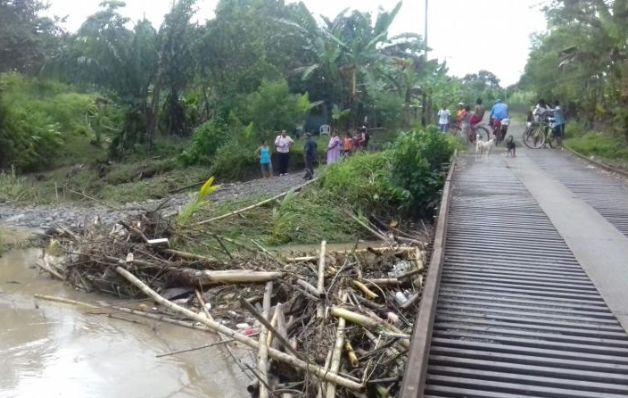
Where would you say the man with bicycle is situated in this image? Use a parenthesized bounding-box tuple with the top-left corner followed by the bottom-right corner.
(489, 99, 509, 143)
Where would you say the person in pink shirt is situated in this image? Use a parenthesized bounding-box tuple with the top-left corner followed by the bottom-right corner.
(326, 131, 342, 165)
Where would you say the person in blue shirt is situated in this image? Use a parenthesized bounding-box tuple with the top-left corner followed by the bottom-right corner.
(489, 99, 509, 128)
(256, 140, 272, 178)
(552, 100, 565, 146)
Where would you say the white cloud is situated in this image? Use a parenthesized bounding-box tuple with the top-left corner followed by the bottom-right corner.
(45, 0, 547, 85)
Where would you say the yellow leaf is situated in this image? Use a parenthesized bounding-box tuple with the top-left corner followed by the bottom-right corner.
(199, 176, 220, 200)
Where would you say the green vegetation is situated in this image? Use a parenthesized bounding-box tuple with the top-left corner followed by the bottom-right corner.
(518, 0, 627, 159)
(566, 127, 628, 169)
(0, 73, 121, 171)
(1, 0, 504, 179)
(180, 127, 457, 248)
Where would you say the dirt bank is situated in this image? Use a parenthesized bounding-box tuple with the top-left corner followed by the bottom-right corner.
(0, 174, 305, 231)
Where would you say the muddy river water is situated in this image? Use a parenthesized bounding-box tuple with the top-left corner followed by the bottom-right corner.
(0, 247, 249, 398)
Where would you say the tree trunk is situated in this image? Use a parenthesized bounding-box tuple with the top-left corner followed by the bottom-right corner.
(147, 50, 165, 150)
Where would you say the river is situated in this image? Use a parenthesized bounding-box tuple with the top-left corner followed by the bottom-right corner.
(0, 245, 249, 398)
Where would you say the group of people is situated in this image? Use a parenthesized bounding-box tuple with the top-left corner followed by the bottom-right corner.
(438, 98, 510, 134)
(255, 126, 370, 181)
(528, 99, 566, 145)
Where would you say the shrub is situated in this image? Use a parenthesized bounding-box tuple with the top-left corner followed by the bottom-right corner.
(241, 78, 315, 138)
(390, 128, 455, 216)
(179, 119, 230, 166)
(0, 72, 120, 172)
(270, 191, 362, 245)
(320, 152, 405, 216)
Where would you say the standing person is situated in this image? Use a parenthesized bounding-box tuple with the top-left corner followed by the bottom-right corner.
(533, 99, 551, 122)
(470, 98, 485, 127)
(489, 98, 509, 128)
(255, 140, 272, 178)
(437, 106, 451, 132)
(353, 128, 364, 151)
(456, 102, 466, 126)
(552, 100, 565, 146)
(361, 126, 370, 150)
(326, 131, 342, 165)
(274, 130, 293, 176)
(343, 132, 354, 158)
(461, 105, 472, 141)
(303, 133, 317, 180)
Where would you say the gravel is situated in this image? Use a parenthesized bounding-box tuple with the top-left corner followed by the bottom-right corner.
(0, 173, 307, 230)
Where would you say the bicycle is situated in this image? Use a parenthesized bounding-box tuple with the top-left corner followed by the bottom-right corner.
(491, 118, 509, 145)
(522, 114, 558, 149)
(451, 122, 491, 143)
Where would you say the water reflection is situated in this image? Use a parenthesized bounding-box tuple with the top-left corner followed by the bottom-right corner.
(0, 249, 248, 398)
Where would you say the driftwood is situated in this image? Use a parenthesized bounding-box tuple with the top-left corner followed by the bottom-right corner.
(33, 294, 213, 333)
(165, 249, 217, 263)
(156, 339, 235, 358)
(258, 282, 273, 398)
(193, 179, 317, 226)
(115, 266, 363, 391)
(325, 292, 347, 398)
(48, 204, 427, 397)
(317, 240, 327, 318)
(169, 269, 283, 286)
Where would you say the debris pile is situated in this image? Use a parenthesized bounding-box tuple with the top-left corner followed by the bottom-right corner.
(41, 210, 428, 397)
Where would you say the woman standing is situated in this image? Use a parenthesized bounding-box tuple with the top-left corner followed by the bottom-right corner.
(274, 130, 294, 176)
(326, 131, 342, 165)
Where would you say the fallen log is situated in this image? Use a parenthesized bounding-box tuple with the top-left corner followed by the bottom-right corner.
(168, 269, 283, 286)
(114, 266, 363, 391)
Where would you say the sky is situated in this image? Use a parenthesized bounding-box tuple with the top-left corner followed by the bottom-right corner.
(45, 0, 548, 86)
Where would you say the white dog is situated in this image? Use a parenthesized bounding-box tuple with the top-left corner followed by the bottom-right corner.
(475, 136, 494, 160)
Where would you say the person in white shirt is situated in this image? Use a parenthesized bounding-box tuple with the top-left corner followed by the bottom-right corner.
(437, 106, 451, 132)
(274, 130, 294, 176)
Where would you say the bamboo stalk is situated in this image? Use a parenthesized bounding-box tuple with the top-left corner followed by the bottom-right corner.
(240, 297, 302, 360)
(34, 294, 216, 333)
(195, 290, 250, 378)
(326, 292, 347, 398)
(362, 278, 401, 286)
(414, 247, 425, 271)
(165, 249, 217, 263)
(344, 211, 389, 241)
(330, 307, 410, 347)
(193, 179, 317, 226)
(36, 258, 64, 280)
(352, 280, 379, 299)
(286, 246, 415, 262)
(113, 267, 362, 390)
(345, 341, 359, 368)
(258, 282, 273, 398)
(267, 304, 279, 347)
(172, 269, 283, 285)
(156, 339, 234, 358)
(317, 240, 327, 318)
(296, 279, 323, 297)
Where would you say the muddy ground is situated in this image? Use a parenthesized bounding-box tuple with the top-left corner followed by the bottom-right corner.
(0, 174, 305, 231)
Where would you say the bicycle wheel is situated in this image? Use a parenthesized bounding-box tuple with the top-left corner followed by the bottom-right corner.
(523, 125, 545, 149)
(474, 125, 491, 142)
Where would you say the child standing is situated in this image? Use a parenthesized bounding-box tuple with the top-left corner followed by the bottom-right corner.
(256, 140, 272, 178)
